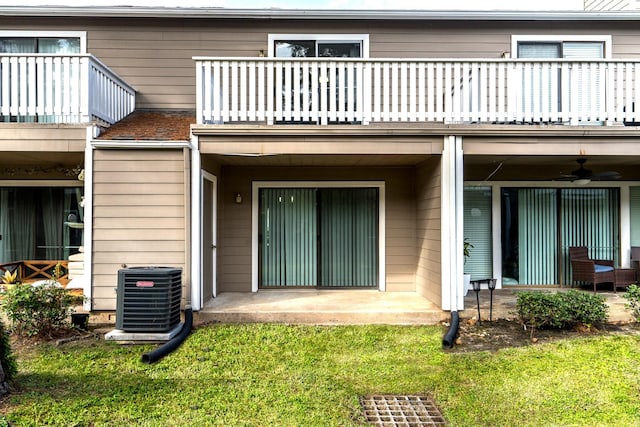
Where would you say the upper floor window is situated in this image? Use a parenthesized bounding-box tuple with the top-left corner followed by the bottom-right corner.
(268, 34, 369, 58)
(512, 35, 611, 59)
(0, 31, 86, 54)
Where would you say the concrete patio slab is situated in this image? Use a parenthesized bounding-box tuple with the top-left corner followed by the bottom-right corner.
(194, 288, 635, 326)
(196, 290, 445, 325)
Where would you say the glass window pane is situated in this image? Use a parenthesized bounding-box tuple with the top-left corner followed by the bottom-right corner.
(562, 42, 604, 59)
(274, 40, 315, 57)
(38, 38, 81, 54)
(517, 42, 561, 58)
(317, 42, 361, 58)
(0, 38, 36, 53)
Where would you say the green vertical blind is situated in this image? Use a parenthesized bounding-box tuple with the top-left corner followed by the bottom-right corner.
(518, 188, 558, 285)
(500, 187, 619, 286)
(319, 188, 378, 287)
(260, 187, 378, 288)
(630, 187, 640, 246)
(260, 188, 317, 287)
(463, 187, 493, 281)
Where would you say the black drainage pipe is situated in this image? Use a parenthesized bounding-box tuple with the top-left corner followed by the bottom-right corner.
(141, 308, 193, 364)
(442, 311, 459, 349)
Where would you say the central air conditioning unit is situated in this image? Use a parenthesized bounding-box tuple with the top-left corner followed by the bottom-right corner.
(116, 267, 182, 332)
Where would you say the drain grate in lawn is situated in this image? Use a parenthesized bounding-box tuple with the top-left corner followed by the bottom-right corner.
(360, 394, 447, 426)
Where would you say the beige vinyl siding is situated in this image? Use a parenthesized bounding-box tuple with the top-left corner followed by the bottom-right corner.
(92, 149, 188, 310)
(0, 124, 86, 152)
(415, 156, 442, 306)
(216, 165, 418, 293)
(3, 17, 640, 110)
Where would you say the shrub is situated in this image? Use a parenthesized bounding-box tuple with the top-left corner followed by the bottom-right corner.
(516, 290, 609, 334)
(1, 283, 80, 338)
(622, 284, 640, 322)
(0, 321, 16, 381)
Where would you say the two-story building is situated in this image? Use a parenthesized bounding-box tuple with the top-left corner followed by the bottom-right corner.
(1, 6, 640, 320)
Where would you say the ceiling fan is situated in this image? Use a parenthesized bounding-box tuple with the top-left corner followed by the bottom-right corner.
(555, 158, 621, 184)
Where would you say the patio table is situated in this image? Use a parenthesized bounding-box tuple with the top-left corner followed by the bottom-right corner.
(614, 268, 636, 293)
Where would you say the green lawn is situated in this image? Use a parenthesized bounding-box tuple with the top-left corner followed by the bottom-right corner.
(2, 324, 640, 426)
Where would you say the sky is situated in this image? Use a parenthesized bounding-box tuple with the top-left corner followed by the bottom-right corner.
(0, 0, 585, 10)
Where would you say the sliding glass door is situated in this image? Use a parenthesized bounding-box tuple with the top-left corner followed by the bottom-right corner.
(501, 187, 619, 286)
(0, 187, 84, 264)
(259, 187, 378, 288)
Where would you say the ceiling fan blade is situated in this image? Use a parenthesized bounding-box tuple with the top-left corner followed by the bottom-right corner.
(553, 175, 578, 181)
(592, 171, 622, 180)
(554, 158, 622, 182)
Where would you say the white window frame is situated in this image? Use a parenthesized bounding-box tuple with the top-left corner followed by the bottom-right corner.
(511, 35, 612, 59)
(0, 30, 87, 53)
(251, 181, 385, 292)
(268, 33, 370, 58)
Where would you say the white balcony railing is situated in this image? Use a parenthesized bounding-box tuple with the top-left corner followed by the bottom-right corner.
(195, 57, 640, 126)
(0, 54, 135, 125)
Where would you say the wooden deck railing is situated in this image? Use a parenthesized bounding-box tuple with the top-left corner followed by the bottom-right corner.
(195, 57, 640, 126)
(0, 54, 135, 125)
(0, 260, 69, 286)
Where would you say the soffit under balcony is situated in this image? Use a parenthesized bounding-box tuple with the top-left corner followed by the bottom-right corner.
(204, 153, 432, 167)
(0, 151, 84, 180)
(465, 154, 640, 182)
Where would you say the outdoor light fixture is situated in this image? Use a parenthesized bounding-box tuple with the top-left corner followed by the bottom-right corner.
(471, 279, 482, 324)
(234, 193, 243, 204)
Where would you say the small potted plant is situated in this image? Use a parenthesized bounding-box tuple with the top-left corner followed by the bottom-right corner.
(0, 269, 19, 293)
(463, 239, 473, 296)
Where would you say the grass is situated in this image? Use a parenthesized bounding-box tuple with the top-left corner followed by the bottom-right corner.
(1, 324, 640, 426)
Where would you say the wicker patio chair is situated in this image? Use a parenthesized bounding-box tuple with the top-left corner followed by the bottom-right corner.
(568, 246, 615, 292)
(631, 247, 640, 278)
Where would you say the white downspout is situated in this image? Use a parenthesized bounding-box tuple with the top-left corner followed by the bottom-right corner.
(190, 135, 202, 311)
(453, 136, 464, 311)
(83, 126, 94, 312)
(441, 135, 464, 312)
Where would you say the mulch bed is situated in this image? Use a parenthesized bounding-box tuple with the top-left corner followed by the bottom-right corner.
(447, 318, 640, 353)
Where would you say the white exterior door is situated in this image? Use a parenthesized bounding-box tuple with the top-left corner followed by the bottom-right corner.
(202, 173, 217, 302)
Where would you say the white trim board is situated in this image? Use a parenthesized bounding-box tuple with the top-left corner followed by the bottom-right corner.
(0, 30, 87, 53)
(511, 34, 613, 59)
(267, 33, 370, 58)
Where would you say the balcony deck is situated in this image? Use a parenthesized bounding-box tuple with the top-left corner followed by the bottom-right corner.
(0, 54, 135, 125)
(195, 57, 640, 127)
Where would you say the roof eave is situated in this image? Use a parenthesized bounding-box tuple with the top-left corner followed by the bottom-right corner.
(1, 6, 640, 21)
